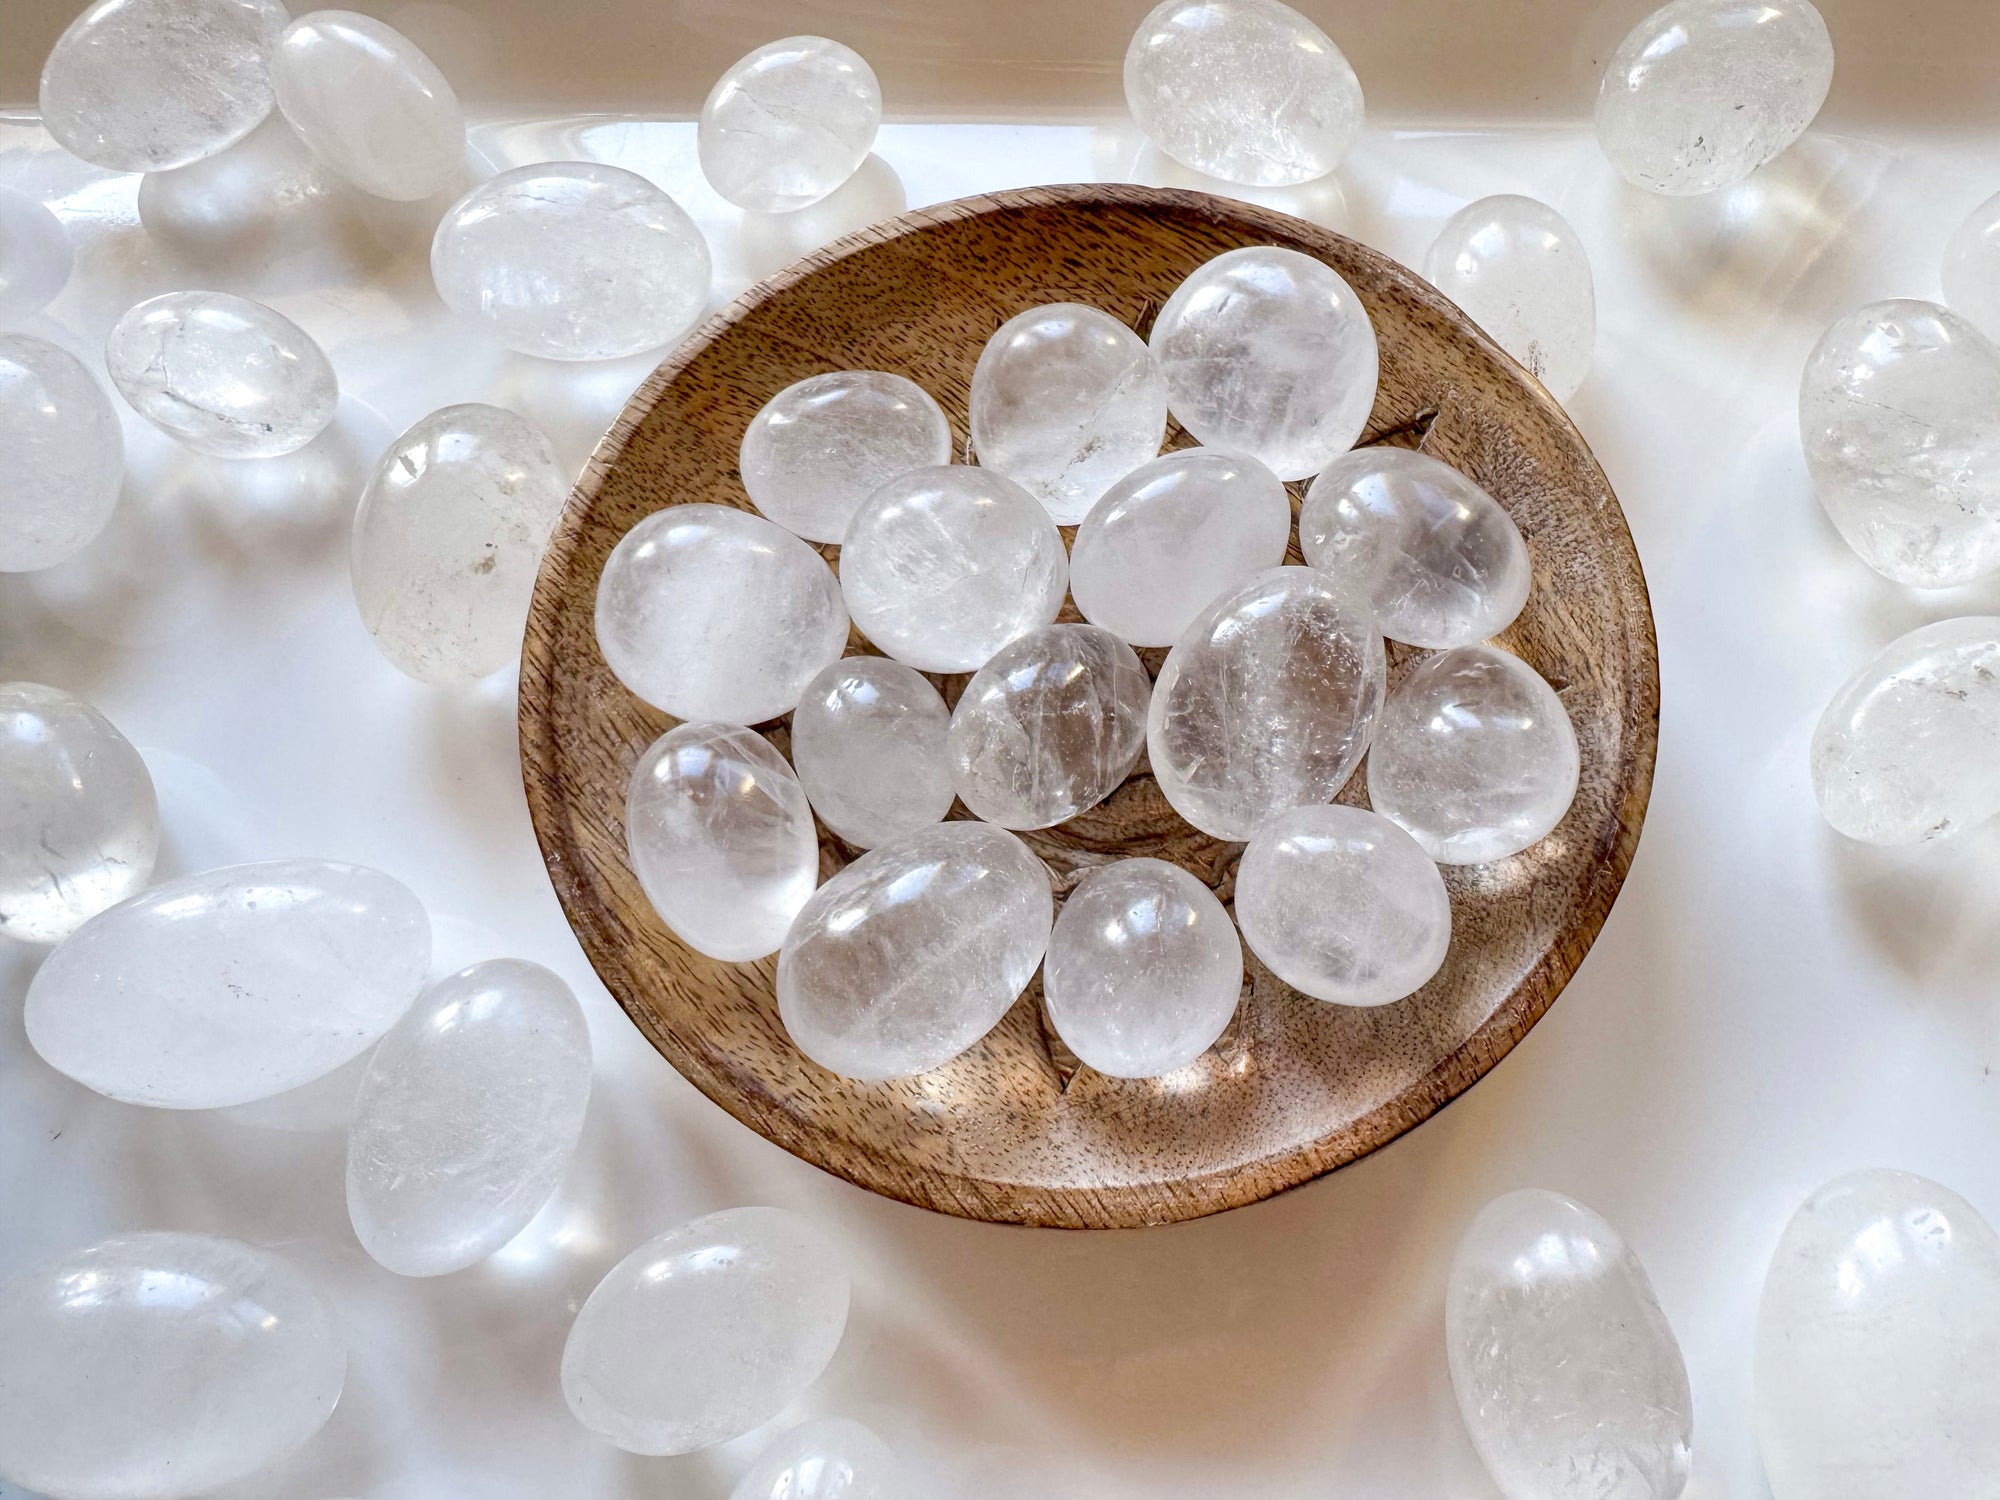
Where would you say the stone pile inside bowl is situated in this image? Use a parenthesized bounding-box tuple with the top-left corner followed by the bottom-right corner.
(597, 247, 1582, 1084)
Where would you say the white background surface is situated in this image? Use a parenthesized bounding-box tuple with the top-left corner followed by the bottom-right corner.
(5, 7, 2000, 1499)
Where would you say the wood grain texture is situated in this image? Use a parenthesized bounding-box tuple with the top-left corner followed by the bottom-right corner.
(519, 183, 1660, 1229)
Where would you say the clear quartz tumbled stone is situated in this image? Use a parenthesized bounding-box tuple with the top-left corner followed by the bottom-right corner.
(1944, 189, 2000, 342)
(791, 655, 955, 850)
(1148, 246, 1379, 481)
(0, 188, 73, 322)
(1447, 1190, 1694, 1500)
(0, 334, 124, 573)
(1424, 194, 1596, 401)
(1799, 299, 2000, 587)
(1042, 857, 1241, 1078)
(947, 623, 1152, 830)
(273, 10, 465, 201)
(1300, 447, 1531, 649)
(0, 683, 159, 946)
(562, 1207, 849, 1456)
(730, 1417, 905, 1500)
(969, 302, 1168, 524)
(1122, 0, 1364, 188)
(778, 821, 1052, 1080)
(698, 36, 882, 214)
(1595, 0, 1833, 196)
(1368, 645, 1579, 864)
(740, 371, 952, 544)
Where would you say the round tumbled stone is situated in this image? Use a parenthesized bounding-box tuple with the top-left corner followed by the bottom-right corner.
(791, 655, 954, 850)
(698, 36, 881, 213)
(273, 10, 464, 201)
(0, 334, 124, 573)
(0, 188, 72, 321)
(1945, 189, 2000, 342)
(1424, 194, 1595, 401)
(731, 1417, 904, 1500)
(740, 371, 952, 544)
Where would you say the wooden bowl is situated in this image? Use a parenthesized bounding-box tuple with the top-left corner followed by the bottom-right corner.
(519, 183, 1658, 1230)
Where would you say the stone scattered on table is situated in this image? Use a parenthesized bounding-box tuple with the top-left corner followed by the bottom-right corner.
(1944, 188, 2000, 343)
(730, 1416, 904, 1500)
(0, 334, 124, 572)
(791, 655, 955, 850)
(273, 10, 465, 201)
(699, 36, 882, 213)
(0, 187, 72, 321)
(1424, 194, 1595, 401)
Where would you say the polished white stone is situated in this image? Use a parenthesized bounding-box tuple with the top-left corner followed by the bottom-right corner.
(1300, 447, 1531, 649)
(562, 1206, 849, 1455)
(948, 623, 1151, 830)
(25, 858, 431, 1108)
(1234, 804, 1450, 1005)
(1595, 0, 1834, 195)
(0, 334, 124, 573)
(1448, 1190, 1694, 1500)
(731, 1417, 904, 1500)
(1811, 616, 2000, 844)
(626, 722, 819, 962)
(1424, 194, 1595, 401)
(1756, 1169, 2000, 1500)
(1122, 0, 1364, 188)
(740, 370, 952, 544)
(351, 402, 568, 684)
(596, 503, 849, 723)
(0, 683, 159, 946)
(699, 36, 881, 213)
(1368, 645, 1579, 864)
(1147, 566, 1384, 840)
(778, 821, 1052, 1079)
(1069, 448, 1291, 647)
(348, 958, 592, 1278)
(1944, 189, 2000, 342)
(969, 302, 1167, 524)
(839, 466, 1067, 674)
(791, 655, 954, 849)
(0, 188, 72, 321)
(1149, 245, 1378, 480)
(39, 0, 289, 173)
(1043, 857, 1240, 1077)
(1799, 299, 2000, 587)
(273, 10, 464, 201)
(431, 162, 711, 360)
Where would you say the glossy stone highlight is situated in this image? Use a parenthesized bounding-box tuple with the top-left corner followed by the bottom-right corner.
(699, 36, 881, 213)
(0, 188, 72, 321)
(969, 302, 1167, 524)
(1800, 299, 2000, 587)
(348, 959, 593, 1277)
(562, 1207, 849, 1455)
(273, 10, 464, 200)
(1448, 1190, 1694, 1500)
(1368, 645, 1579, 864)
(731, 1417, 904, 1500)
(1944, 189, 2000, 342)
(1424, 195, 1595, 401)
(791, 655, 954, 850)
(1149, 245, 1379, 480)
(596, 504, 848, 723)
(1123, 0, 1364, 188)
(1300, 447, 1531, 649)
(1147, 566, 1385, 841)
(0, 334, 124, 573)
(626, 723, 819, 962)
(25, 859, 431, 1109)
(0, 683, 159, 946)
(778, 821, 1052, 1080)
(431, 162, 711, 360)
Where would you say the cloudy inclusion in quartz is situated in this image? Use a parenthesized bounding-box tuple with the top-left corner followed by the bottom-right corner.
(1424, 194, 1595, 401)
(740, 371, 952, 544)
(699, 36, 881, 213)
(1943, 190, 2000, 343)
(791, 655, 955, 850)
(273, 10, 465, 201)
(0, 334, 124, 573)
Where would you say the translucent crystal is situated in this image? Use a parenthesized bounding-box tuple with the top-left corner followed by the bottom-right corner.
(351, 402, 568, 684)
(105, 289, 337, 459)
(968, 302, 1167, 524)
(0, 188, 72, 321)
(38, 0, 288, 173)
(1042, 857, 1241, 1077)
(1423, 195, 1595, 401)
(1799, 299, 2000, 587)
(24, 859, 431, 1109)
(731, 1417, 904, 1500)
(1595, 0, 1834, 196)
(0, 683, 159, 946)
(1149, 245, 1378, 480)
(1147, 566, 1385, 841)
(1448, 1190, 1694, 1500)
(626, 722, 820, 961)
(347, 958, 592, 1277)
(791, 655, 954, 849)
(0, 1231, 344, 1500)
(0, 334, 124, 573)
(1756, 1169, 2000, 1500)
(562, 1206, 849, 1455)
(1069, 448, 1291, 647)
(1300, 447, 1531, 649)
(1944, 190, 2000, 342)
(596, 504, 849, 723)
(431, 162, 711, 360)
(1122, 0, 1364, 188)
(778, 821, 1052, 1079)
(699, 36, 881, 213)
(273, 10, 464, 201)
(839, 466, 1067, 674)
(1810, 616, 2000, 844)
(948, 623, 1151, 830)
(740, 370, 952, 544)
(1369, 645, 1578, 864)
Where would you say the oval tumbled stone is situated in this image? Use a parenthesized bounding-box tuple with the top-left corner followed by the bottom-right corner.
(273, 10, 465, 201)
